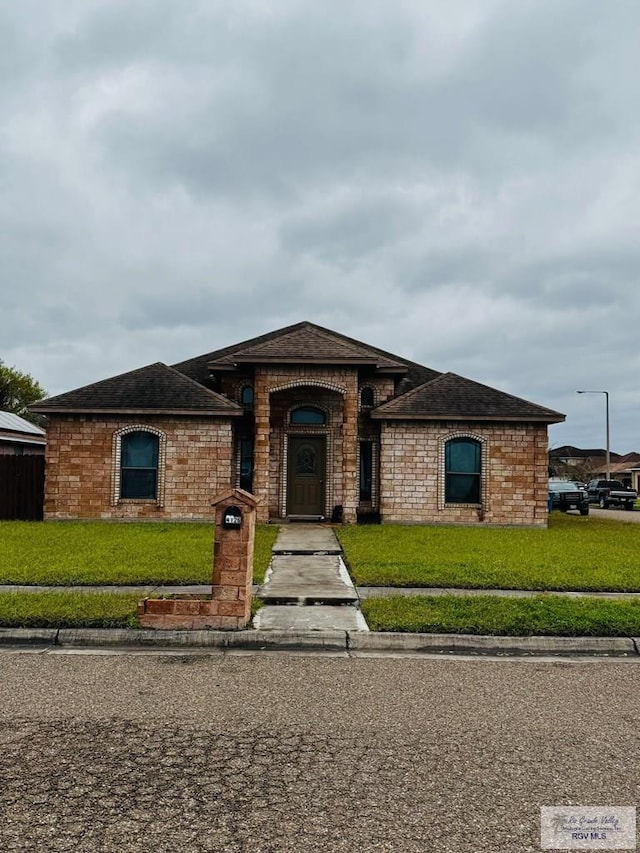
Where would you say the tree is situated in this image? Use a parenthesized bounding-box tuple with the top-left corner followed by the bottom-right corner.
(0, 360, 46, 425)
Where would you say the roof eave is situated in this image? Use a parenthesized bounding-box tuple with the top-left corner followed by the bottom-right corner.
(235, 356, 381, 365)
(371, 412, 565, 424)
(30, 407, 243, 418)
(370, 366, 408, 375)
(0, 434, 46, 444)
(208, 358, 408, 373)
(206, 362, 238, 371)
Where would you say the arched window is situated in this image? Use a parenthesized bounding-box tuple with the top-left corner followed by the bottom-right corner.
(360, 387, 374, 408)
(290, 406, 326, 425)
(120, 431, 159, 500)
(240, 385, 254, 406)
(445, 438, 481, 504)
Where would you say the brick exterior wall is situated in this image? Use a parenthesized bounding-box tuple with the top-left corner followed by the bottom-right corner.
(251, 366, 360, 523)
(43, 415, 234, 520)
(379, 421, 549, 526)
(42, 379, 550, 527)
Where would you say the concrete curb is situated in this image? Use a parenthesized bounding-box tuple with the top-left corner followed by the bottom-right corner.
(0, 628, 59, 645)
(0, 627, 637, 657)
(346, 632, 638, 657)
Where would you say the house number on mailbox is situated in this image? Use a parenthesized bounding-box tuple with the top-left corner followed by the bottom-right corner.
(223, 505, 243, 529)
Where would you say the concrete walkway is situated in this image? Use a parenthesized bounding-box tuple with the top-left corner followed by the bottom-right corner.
(254, 524, 369, 632)
(271, 524, 343, 555)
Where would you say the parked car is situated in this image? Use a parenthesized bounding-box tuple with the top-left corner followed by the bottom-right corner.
(586, 479, 637, 510)
(548, 479, 590, 516)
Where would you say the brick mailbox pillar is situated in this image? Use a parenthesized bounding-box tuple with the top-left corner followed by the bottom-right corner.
(211, 487, 258, 627)
(138, 487, 259, 630)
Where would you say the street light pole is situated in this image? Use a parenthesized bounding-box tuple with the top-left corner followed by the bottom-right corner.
(576, 390, 610, 480)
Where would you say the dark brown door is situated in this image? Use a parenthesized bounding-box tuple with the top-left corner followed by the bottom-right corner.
(287, 437, 326, 516)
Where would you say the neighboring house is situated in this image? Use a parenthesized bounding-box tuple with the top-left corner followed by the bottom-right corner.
(0, 411, 46, 455)
(31, 321, 564, 526)
(0, 411, 46, 520)
(550, 446, 640, 490)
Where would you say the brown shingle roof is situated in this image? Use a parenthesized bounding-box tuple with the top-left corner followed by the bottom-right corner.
(550, 446, 634, 461)
(371, 372, 565, 423)
(34, 323, 562, 424)
(31, 363, 243, 417)
(172, 321, 441, 386)
(208, 322, 407, 369)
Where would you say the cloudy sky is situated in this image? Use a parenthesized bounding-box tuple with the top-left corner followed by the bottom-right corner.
(2, 0, 639, 452)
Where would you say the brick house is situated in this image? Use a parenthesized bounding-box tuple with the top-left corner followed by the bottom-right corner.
(32, 321, 564, 526)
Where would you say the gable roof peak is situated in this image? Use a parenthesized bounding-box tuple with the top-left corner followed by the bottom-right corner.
(206, 320, 408, 370)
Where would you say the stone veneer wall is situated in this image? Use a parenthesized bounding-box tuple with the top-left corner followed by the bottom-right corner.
(43, 415, 234, 520)
(379, 421, 549, 526)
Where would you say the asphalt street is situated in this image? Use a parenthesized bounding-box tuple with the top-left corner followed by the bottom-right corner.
(0, 650, 639, 852)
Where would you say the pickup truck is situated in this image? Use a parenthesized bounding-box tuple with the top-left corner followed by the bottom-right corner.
(586, 479, 638, 510)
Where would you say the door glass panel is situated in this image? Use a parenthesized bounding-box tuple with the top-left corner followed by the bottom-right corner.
(297, 445, 317, 475)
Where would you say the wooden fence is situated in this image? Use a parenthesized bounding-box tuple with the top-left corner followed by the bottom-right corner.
(0, 455, 45, 520)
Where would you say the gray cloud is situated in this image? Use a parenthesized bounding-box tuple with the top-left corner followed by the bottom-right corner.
(2, 0, 640, 450)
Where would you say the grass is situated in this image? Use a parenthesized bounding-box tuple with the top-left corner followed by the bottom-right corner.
(0, 591, 264, 628)
(337, 512, 640, 591)
(0, 521, 278, 586)
(361, 594, 640, 636)
(0, 591, 139, 628)
(3, 515, 640, 635)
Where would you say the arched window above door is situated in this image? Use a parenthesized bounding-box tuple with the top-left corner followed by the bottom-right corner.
(290, 406, 326, 425)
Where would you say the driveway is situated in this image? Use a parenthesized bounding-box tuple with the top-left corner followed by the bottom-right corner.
(589, 506, 640, 522)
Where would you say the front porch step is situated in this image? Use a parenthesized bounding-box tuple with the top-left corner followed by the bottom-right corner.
(286, 515, 326, 523)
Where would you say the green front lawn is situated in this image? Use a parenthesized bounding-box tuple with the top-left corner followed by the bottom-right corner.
(361, 594, 640, 636)
(338, 513, 640, 591)
(0, 591, 139, 628)
(0, 590, 264, 629)
(0, 521, 278, 586)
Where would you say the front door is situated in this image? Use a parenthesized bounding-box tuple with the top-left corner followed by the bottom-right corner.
(287, 437, 326, 516)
